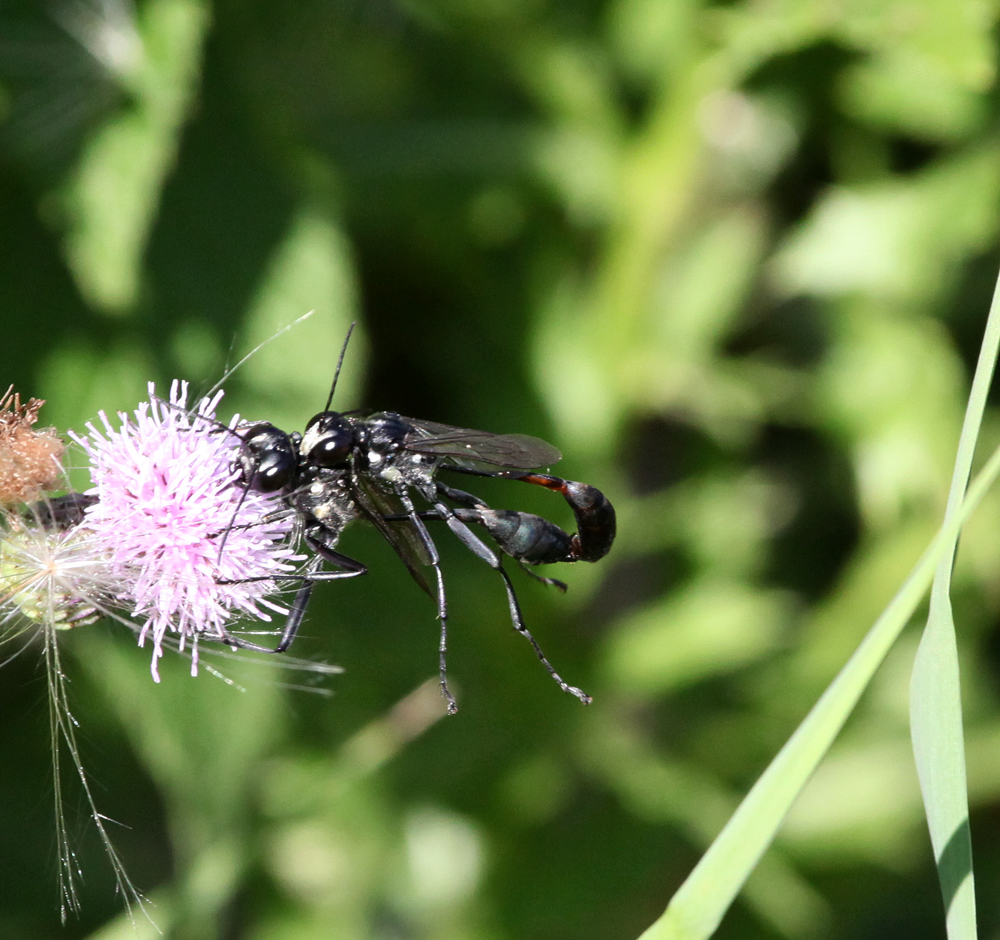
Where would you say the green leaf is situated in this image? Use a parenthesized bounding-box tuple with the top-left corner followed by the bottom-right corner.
(635, 440, 1000, 940)
(908, 264, 1000, 940)
(61, 0, 209, 313)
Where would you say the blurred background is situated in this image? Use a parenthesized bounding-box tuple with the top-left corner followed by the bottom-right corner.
(2, 0, 1000, 937)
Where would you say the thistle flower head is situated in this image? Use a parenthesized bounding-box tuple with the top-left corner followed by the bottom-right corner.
(70, 382, 298, 679)
(0, 383, 333, 923)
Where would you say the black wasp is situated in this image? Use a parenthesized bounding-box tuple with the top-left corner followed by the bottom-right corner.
(214, 327, 616, 713)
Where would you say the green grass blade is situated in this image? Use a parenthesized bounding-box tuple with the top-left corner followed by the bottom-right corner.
(909, 269, 1000, 940)
(636, 442, 1000, 940)
(911, 602, 976, 939)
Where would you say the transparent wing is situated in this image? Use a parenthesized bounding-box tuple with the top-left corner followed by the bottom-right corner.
(351, 476, 434, 596)
(400, 417, 561, 470)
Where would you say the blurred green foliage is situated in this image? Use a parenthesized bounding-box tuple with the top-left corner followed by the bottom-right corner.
(2, 0, 1000, 937)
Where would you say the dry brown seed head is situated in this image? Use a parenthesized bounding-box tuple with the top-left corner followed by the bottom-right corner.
(0, 386, 65, 505)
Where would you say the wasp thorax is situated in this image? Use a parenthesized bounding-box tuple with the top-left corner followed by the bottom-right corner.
(302, 412, 354, 469)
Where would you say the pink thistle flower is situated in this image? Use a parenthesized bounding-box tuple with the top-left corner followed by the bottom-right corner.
(70, 381, 299, 680)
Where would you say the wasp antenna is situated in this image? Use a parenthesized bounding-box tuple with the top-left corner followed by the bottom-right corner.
(325, 321, 357, 412)
(206, 310, 317, 397)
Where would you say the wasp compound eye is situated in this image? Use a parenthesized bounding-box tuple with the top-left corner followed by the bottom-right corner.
(239, 424, 297, 492)
(302, 412, 354, 469)
(253, 448, 296, 490)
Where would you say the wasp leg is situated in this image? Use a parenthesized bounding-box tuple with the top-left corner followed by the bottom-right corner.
(391, 485, 457, 715)
(213, 506, 298, 536)
(273, 530, 368, 652)
(216, 461, 329, 559)
(217, 528, 367, 653)
(423, 499, 591, 705)
(434, 482, 567, 591)
(390, 505, 575, 576)
(435, 481, 488, 509)
(443, 467, 616, 563)
(517, 564, 568, 593)
(214, 500, 299, 563)
(217, 464, 339, 543)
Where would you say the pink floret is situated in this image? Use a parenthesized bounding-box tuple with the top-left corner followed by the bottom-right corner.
(70, 381, 299, 680)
